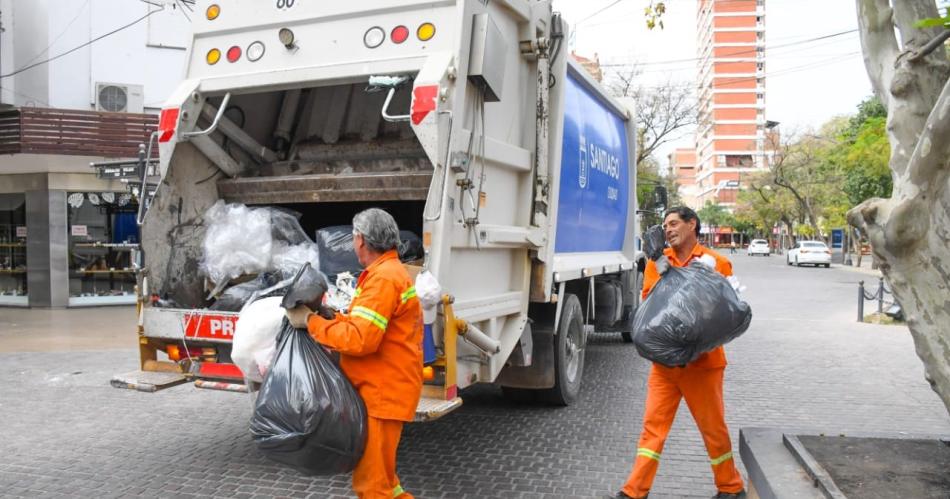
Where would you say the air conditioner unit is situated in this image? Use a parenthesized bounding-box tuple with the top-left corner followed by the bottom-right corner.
(95, 82, 144, 113)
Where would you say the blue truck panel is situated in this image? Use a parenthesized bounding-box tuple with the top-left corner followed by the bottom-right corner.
(554, 72, 631, 253)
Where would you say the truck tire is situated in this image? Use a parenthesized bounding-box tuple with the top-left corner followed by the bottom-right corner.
(621, 269, 643, 343)
(541, 294, 585, 406)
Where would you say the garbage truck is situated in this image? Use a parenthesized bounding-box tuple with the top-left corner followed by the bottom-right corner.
(113, 0, 646, 421)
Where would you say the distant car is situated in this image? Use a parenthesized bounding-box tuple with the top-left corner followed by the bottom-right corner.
(747, 239, 770, 256)
(787, 241, 832, 268)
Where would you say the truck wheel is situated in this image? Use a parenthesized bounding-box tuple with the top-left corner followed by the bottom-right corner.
(621, 270, 643, 344)
(541, 294, 585, 406)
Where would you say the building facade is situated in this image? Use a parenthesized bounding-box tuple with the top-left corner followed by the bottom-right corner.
(0, 1, 188, 308)
(694, 0, 771, 207)
(668, 148, 700, 209)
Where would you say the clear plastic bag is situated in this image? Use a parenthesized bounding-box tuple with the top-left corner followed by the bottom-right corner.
(249, 320, 368, 475)
(201, 201, 274, 286)
(201, 201, 320, 290)
(632, 257, 752, 367)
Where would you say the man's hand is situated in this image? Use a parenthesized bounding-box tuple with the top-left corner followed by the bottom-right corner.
(285, 305, 313, 329)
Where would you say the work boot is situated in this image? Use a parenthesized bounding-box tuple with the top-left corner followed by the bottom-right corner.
(604, 492, 645, 499)
(712, 491, 746, 499)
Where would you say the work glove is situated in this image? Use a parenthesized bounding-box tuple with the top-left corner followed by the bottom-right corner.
(643, 224, 666, 261)
(285, 305, 313, 329)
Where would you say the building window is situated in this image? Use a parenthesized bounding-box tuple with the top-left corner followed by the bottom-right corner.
(725, 155, 754, 167)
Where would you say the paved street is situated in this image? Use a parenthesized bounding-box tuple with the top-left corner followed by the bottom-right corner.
(0, 254, 948, 499)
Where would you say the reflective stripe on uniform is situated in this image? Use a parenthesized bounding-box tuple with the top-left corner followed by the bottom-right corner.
(710, 451, 733, 466)
(354, 287, 362, 298)
(637, 447, 661, 461)
(393, 484, 405, 497)
(400, 286, 416, 303)
(351, 306, 388, 331)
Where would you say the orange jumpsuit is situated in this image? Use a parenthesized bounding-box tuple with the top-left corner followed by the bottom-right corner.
(307, 249, 423, 499)
(622, 244, 744, 498)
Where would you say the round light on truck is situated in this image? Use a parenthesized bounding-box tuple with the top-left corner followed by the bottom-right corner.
(363, 26, 385, 48)
(417, 22, 436, 41)
(226, 46, 242, 63)
(278, 28, 295, 48)
(206, 4, 220, 20)
(246, 41, 265, 61)
(391, 25, 410, 44)
(206, 48, 221, 65)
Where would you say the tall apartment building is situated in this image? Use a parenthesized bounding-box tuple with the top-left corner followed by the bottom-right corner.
(668, 148, 699, 209)
(694, 0, 771, 207)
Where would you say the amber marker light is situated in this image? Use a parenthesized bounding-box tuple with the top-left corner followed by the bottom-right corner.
(206, 48, 221, 65)
(417, 22, 436, 41)
(206, 4, 220, 20)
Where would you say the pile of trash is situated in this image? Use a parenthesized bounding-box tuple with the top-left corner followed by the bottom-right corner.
(202, 201, 320, 309)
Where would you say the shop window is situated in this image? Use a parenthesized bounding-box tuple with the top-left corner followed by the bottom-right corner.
(0, 194, 28, 306)
(67, 192, 140, 306)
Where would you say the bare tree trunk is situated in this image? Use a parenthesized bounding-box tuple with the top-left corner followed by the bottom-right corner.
(850, 0, 950, 414)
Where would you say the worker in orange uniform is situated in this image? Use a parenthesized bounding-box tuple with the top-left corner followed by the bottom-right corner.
(608, 207, 746, 499)
(286, 208, 423, 499)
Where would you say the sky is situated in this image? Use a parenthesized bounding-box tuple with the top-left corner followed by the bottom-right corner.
(552, 0, 872, 168)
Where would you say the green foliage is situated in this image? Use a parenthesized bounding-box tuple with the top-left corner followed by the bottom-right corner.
(914, 17, 950, 28)
(697, 202, 734, 228)
(833, 97, 892, 206)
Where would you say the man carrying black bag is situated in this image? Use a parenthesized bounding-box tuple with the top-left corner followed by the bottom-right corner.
(285, 208, 423, 499)
(608, 207, 746, 499)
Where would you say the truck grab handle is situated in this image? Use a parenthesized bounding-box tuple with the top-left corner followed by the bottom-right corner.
(368, 76, 412, 123)
(182, 92, 232, 139)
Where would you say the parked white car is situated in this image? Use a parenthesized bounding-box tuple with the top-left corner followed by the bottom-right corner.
(787, 241, 832, 268)
(747, 239, 770, 256)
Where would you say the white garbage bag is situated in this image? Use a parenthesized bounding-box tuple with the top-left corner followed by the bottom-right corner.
(415, 270, 441, 324)
(232, 296, 285, 383)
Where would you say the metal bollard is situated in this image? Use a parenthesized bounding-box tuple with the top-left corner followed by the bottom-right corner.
(857, 280, 865, 322)
(877, 277, 884, 314)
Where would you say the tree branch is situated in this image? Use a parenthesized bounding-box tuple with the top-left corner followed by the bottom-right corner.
(908, 29, 950, 62)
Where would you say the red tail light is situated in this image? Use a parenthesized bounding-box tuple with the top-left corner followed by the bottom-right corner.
(226, 46, 242, 63)
(391, 25, 409, 44)
(158, 108, 180, 143)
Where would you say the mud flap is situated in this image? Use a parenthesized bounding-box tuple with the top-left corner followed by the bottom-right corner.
(494, 325, 556, 389)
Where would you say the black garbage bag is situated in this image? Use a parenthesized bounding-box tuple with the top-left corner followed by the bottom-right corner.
(250, 320, 367, 475)
(632, 257, 752, 367)
(268, 207, 312, 246)
(209, 272, 281, 311)
(315, 225, 424, 278)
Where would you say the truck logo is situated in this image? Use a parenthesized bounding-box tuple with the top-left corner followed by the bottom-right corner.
(578, 134, 589, 189)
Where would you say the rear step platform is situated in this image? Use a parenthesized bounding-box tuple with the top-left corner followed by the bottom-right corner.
(111, 370, 187, 392)
(414, 396, 463, 422)
(112, 371, 463, 421)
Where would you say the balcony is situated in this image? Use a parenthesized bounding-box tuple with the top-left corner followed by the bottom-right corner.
(0, 107, 158, 158)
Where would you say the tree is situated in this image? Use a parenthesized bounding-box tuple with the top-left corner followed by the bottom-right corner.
(605, 68, 697, 165)
(850, 0, 950, 415)
(697, 202, 734, 245)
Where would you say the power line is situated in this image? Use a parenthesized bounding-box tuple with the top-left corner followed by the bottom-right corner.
(600, 29, 858, 68)
(21, 0, 91, 68)
(575, 0, 624, 26)
(0, 7, 163, 80)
